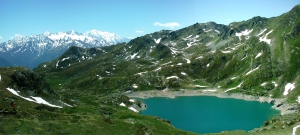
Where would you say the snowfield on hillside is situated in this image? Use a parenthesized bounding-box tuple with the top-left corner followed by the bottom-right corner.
(259, 30, 273, 44)
(283, 83, 296, 96)
(225, 82, 244, 92)
(255, 52, 263, 59)
(235, 29, 253, 40)
(292, 125, 300, 135)
(154, 38, 161, 44)
(31, 97, 62, 108)
(167, 76, 179, 79)
(7, 87, 63, 108)
(246, 65, 261, 76)
(297, 96, 300, 103)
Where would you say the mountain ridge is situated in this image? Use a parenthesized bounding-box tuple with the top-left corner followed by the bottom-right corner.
(0, 30, 131, 69)
(35, 4, 300, 100)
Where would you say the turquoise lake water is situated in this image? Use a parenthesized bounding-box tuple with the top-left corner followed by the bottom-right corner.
(139, 96, 280, 134)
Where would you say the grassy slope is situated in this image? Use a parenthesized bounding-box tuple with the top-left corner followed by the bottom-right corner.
(0, 67, 199, 135)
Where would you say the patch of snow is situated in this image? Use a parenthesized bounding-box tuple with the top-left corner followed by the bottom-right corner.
(296, 96, 300, 103)
(106, 71, 110, 74)
(7, 88, 36, 102)
(255, 52, 263, 59)
(61, 102, 73, 107)
(0, 74, 1, 81)
(183, 35, 193, 40)
(272, 81, 278, 87)
(135, 71, 147, 75)
(161, 61, 172, 66)
(225, 81, 244, 92)
(261, 82, 267, 86)
(177, 63, 183, 66)
(257, 28, 267, 36)
(206, 63, 210, 67)
(259, 30, 273, 44)
(196, 56, 203, 59)
(187, 42, 192, 47)
(61, 57, 70, 61)
(203, 29, 212, 32)
(283, 83, 296, 96)
(133, 84, 138, 88)
(195, 85, 207, 88)
(56, 60, 60, 68)
(235, 29, 253, 40)
(31, 97, 62, 108)
(241, 56, 247, 61)
(231, 77, 237, 80)
(119, 102, 126, 107)
(43, 65, 47, 67)
(124, 90, 132, 94)
(167, 76, 179, 79)
(215, 30, 220, 34)
(203, 90, 217, 92)
(181, 72, 187, 75)
(128, 107, 138, 113)
(184, 58, 191, 64)
(292, 125, 300, 135)
(154, 38, 161, 44)
(206, 42, 212, 46)
(221, 50, 231, 53)
(154, 67, 161, 72)
(245, 65, 261, 76)
(129, 99, 135, 102)
(7, 88, 64, 108)
(130, 52, 139, 59)
(169, 47, 180, 54)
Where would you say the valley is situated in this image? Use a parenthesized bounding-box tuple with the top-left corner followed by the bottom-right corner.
(0, 4, 300, 135)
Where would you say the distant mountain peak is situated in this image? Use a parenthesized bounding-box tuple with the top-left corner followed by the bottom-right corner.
(66, 30, 80, 35)
(43, 31, 51, 36)
(0, 30, 131, 69)
(85, 29, 116, 37)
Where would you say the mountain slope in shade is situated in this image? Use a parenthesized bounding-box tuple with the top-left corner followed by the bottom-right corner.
(0, 57, 13, 67)
(0, 30, 131, 69)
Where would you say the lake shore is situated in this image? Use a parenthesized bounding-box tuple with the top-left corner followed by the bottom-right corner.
(126, 89, 299, 115)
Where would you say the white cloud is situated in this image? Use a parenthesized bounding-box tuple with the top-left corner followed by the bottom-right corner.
(135, 30, 144, 33)
(153, 22, 180, 28)
(0, 36, 2, 40)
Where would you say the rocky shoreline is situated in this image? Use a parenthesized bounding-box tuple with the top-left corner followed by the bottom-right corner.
(126, 89, 299, 115)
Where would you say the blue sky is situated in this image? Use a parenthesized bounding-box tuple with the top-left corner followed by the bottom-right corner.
(0, 0, 299, 41)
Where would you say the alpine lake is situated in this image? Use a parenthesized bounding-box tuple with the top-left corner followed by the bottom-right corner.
(139, 96, 280, 134)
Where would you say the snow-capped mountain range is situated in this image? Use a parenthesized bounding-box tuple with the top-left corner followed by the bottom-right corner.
(0, 30, 131, 69)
